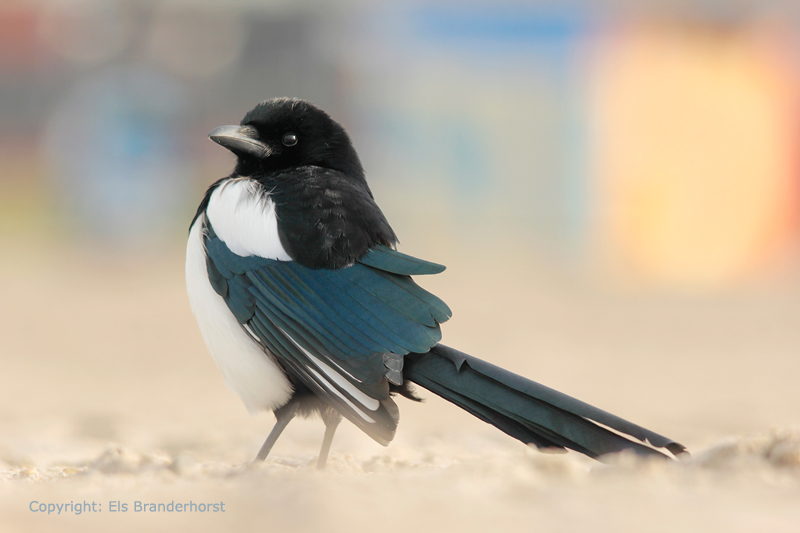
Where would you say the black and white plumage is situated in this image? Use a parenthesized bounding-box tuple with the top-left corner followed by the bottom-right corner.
(186, 98, 687, 468)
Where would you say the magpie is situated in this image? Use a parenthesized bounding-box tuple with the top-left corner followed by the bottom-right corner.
(186, 97, 686, 468)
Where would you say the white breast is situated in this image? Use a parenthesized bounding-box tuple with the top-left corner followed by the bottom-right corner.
(185, 179, 294, 414)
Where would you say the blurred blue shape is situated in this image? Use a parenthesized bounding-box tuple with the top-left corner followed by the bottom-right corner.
(412, 5, 587, 46)
(448, 118, 490, 201)
(349, 3, 591, 260)
(42, 66, 191, 247)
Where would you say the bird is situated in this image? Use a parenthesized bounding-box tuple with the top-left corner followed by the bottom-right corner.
(186, 97, 687, 469)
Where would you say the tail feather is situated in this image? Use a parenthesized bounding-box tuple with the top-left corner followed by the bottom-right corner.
(404, 344, 687, 461)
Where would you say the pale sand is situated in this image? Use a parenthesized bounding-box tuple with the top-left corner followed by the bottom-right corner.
(1, 239, 798, 533)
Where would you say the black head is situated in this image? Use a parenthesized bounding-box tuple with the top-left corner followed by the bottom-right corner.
(209, 98, 365, 181)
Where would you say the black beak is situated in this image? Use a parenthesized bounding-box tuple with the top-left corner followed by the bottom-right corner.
(208, 125, 272, 159)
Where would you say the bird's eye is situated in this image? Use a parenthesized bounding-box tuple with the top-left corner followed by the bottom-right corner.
(282, 133, 298, 147)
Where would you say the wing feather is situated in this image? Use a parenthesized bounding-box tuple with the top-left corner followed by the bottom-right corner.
(358, 245, 446, 275)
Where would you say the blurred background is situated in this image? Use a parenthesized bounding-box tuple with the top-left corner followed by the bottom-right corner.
(2, 0, 799, 287)
(2, 2, 800, 532)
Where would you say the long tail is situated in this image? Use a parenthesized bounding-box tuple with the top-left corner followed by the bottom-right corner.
(404, 344, 687, 460)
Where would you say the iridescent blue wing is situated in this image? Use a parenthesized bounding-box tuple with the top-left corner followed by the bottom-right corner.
(203, 220, 451, 444)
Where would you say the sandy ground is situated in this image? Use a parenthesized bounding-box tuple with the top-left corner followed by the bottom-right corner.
(1, 237, 799, 533)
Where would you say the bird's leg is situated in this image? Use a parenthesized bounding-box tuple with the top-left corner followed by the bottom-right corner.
(256, 402, 298, 461)
(316, 410, 342, 470)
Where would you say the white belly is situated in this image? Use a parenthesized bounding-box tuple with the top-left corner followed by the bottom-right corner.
(185, 196, 294, 414)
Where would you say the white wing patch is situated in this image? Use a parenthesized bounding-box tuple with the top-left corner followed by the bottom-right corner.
(306, 367, 375, 423)
(279, 327, 379, 423)
(205, 178, 292, 260)
(305, 352, 379, 410)
(186, 214, 293, 414)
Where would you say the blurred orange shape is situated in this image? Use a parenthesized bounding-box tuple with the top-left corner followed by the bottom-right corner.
(590, 23, 800, 287)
